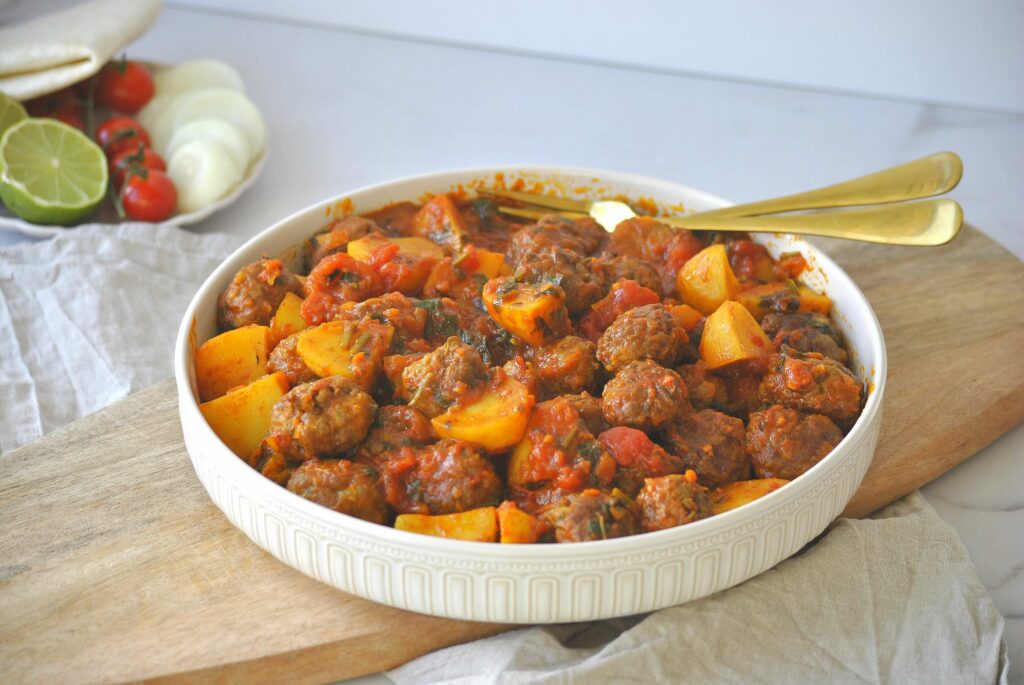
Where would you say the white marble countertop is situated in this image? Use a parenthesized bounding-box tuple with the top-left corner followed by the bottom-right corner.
(2, 4, 1021, 681)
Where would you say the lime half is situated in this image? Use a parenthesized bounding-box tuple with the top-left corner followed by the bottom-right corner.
(0, 118, 108, 225)
(0, 92, 27, 140)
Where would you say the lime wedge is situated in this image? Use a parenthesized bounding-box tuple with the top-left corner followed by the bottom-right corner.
(0, 118, 107, 225)
(0, 91, 27, 140)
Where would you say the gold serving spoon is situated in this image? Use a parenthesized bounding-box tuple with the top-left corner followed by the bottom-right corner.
(480, 152, 964, 246)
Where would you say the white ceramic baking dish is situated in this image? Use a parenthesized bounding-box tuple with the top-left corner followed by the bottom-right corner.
(174, 167, 886, 624)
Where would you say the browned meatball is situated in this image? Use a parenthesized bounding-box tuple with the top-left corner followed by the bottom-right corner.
(602, 360, 687, 431)
(382, 439, 504, 515)
(533, 336, 601, 400)
(762, 312, 847, 363)
(305, 215, 383, 271)
(541, 488, 640, 543)
(400, 337, 489, 417)
(759, 348, 862, 423)
(598, 426, 687, 497)
(677, 361, 728, 411)
(513, 246, 605, 316)
(658, 409, 750, 486)
(593, 255, 664, 297)
(761, 312, 842, 343)
(270, 376, 377, 460)
(562, 392, 607, 435)
(334, 292, 428, 351)
(354, 405, 435, 469)
(597, 304, 688, 373)
(216, 259, 304, 331)
(266, 333, 318, 385)
(746, 405, 844, 479)
(287, 458, 388, 524)
(636, 474, 713, 532)
(506, 214, 606, 264)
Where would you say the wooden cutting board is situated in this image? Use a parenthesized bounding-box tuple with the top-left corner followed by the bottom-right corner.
(2, 226, 1022, 684)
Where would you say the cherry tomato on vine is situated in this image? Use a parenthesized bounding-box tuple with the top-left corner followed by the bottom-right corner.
(109, 144, 166, 189)
(120, 169, 177, 222)
(95, 116, 151, 157)
(95, 60, 155, 114)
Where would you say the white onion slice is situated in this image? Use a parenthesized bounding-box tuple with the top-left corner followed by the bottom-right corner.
(170, 89, 266, 157)
(166, 118, 251, 173)
(167, 139, 243, 213)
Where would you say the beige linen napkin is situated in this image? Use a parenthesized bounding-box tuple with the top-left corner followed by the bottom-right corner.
(0, 0, 161, 100)
(0, 222, 239, 453)
(389, 492, 1009, 684)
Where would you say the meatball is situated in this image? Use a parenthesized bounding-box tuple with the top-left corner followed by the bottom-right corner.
(400, 336, 489, 417)
(771, 326, 848, 364)
(382, 439, 504, 515)
(636, 474, 713, 532)
(269, 376, 377, 460)
(602, 360, 687, 431)
(287, 458, 389, 524)
(514, 246, 605, 316)
(506, 214, 606, 265)
(593, 255, 664, 297)
(266, 332, 318, 385)
(761, 312, 842, 343)
(658, 409, 750, 487)
(216, 258, 304, 331)
(334, 292, 428, 351)
(746, 405, 844, 479)
(533, 336, 601, 400)
(305, 215, 382, 271)
(354, 405, 435, 469)
(562, 392, 607, 435)
(597, 304, 688, 373)
(677, 361, 728, 411)
(759, 348, 862, 423)
(598, 426, 686, 497)
(541, 488, 640, 543)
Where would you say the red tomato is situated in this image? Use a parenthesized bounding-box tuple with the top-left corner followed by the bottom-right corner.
(119, 169, 177, 222)
(95, 60, 155, 113)
(108, 144, 166, 189)
(95, 116, 151, 157)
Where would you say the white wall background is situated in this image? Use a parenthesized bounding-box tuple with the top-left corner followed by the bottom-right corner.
(169, 0, 1024, 113)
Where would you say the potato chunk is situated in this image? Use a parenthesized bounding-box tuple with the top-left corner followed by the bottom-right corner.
(431, 375, 534, 453)
(412, 194, 469, 250)
(269, 292, 308, 346)
(709, 478, 789, 514)
(498, 502, 549, 544)
(296, 319, 394, 389)
(199, 372, 289, 458)
(395, 507, 498, 542)
(195, 324, 271, 402)
(347, 234, 444, 294)
(699, 301, 774, 370)
(676, 243, 740, 315)
(482, 276, 569, 346)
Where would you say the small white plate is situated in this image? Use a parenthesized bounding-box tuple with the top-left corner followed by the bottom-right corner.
(0, 150, 266, 238)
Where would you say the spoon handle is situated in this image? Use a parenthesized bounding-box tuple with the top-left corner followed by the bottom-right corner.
(656, 198, 963, 246)
(692, 151, 963, 219)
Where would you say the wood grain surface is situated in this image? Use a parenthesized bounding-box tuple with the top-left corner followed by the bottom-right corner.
(1, 226, 1022, 684)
